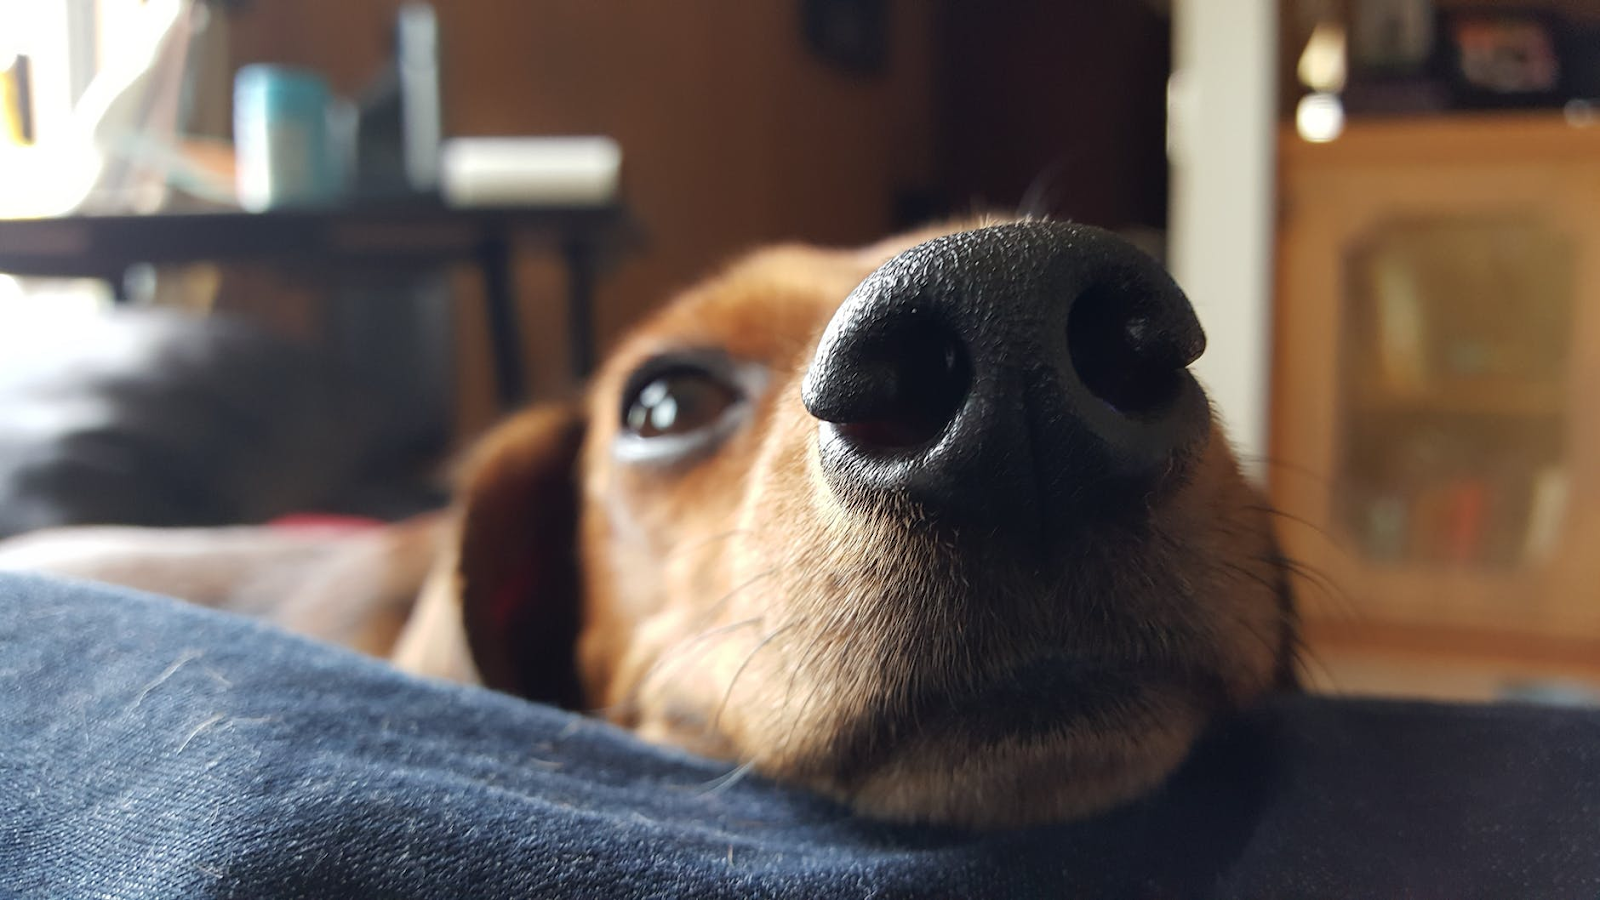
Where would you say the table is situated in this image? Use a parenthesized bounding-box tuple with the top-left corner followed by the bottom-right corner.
(0, 202, 636, 407)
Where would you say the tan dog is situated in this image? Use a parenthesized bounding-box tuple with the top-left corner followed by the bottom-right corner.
(0, 219, 1293, 828)
(392, 218, 1297, 828)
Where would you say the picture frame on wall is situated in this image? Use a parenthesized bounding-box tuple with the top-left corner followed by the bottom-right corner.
(1441, 9, 1564, 108)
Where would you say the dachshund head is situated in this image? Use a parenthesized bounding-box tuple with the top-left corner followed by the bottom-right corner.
(433, 219, 1295, 828)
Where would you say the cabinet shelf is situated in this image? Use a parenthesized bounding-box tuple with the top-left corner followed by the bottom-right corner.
(1351, 380, 1566, 418)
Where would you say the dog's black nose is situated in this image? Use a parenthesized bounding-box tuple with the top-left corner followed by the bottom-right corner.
(802, 221, 1210, 532)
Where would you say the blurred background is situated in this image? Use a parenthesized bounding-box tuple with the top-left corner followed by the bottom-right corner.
(0, 0, 1597, 705)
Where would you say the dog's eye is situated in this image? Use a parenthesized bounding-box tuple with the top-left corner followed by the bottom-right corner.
(623, 370, 742, 439)
(615, 352, 763, 465)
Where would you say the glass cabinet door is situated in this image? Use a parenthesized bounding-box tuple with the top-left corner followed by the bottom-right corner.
(1338, 217, 1573, 570)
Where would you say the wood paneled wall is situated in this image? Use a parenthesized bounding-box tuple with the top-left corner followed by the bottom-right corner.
(934, 0, 1171, 231)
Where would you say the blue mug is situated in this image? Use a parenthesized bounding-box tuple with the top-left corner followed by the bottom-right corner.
(234, 65, 347, 210)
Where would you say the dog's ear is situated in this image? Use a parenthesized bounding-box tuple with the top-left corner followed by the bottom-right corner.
(448, 405, 587, 707)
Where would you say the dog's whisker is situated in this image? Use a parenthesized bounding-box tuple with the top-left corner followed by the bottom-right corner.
(1233, 453, 1338, 489)
(634, 615, 766, 698)
(697, 759, 758, 796)
(710, 621, 801, 735)
(624, 567, 785, 711)
(776, 632, 841, 761)
(1208, 556, 1290, 603)
(584, 701, 635, 721)
(1285, 636, 1342, 694)
(665, 528, 754, 562)
(1017, 158, 1072, 220)
(1201, 556, 1302, 664)
(694, 567, 781, 630)
(1223, 592, 1301, 681)
(1218, 551, 1352, 692)
(777, 622, 822, 718)
(1245, 502, 1345, 551)
(1267, 553, 1361, 623)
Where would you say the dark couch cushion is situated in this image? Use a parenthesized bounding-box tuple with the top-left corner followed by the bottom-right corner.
(3, 573, 1598, 898)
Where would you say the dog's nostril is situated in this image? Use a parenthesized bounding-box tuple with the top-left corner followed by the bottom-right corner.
(1067, 284, 1187, 417)
(807, 322, 970, 451)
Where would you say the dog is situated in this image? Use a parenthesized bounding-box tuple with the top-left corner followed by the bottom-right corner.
(390, 217, 1297, 828)
(0, 218, 1295, 829)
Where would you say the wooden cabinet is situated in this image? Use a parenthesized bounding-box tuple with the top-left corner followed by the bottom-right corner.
(1272, 113, 1600, 700)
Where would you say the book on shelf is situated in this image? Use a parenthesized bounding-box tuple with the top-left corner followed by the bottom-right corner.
(1371, 250, 1431, 394)
(1364, 467, 1567, 568)
(1522, 466, 1569, 564)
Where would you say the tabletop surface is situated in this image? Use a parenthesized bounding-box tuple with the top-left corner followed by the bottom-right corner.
(0, 201, 633, 276)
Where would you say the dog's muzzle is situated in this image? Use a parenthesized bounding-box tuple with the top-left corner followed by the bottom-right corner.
(801, 221, 1209, 538)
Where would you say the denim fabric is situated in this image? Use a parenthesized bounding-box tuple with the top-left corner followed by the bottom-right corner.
(2, 572, 1597, 899)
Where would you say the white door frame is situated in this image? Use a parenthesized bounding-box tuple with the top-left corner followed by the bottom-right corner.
(1167, 1, 1279, 483)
